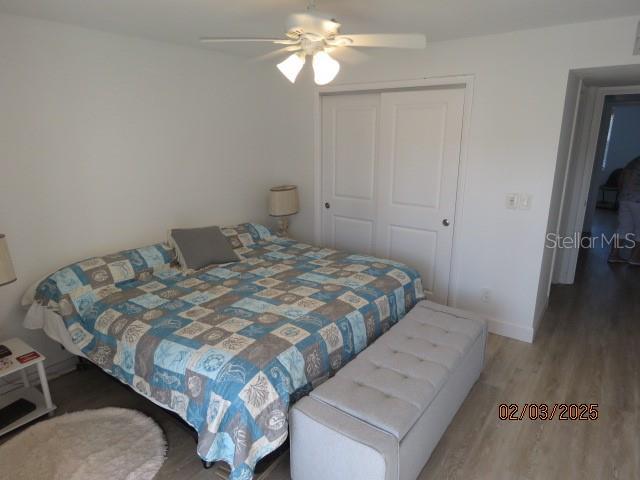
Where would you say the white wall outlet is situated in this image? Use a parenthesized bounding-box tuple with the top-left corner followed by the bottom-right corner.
(505, 193, 519, 209)
(518, 193, 533, 210)
(480, 288, 491, 303)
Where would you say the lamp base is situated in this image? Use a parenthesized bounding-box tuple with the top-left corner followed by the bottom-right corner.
(276, 217, 290, 237)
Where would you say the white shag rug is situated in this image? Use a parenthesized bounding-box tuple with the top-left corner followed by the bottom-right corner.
(0, 407, 166, 480)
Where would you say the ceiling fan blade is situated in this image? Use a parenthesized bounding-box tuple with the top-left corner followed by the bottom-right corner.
(199, 37, 298, 45)
(328, 46, 369, 65)
(252, 46, 302, 63)
(331, 34, 426, 49)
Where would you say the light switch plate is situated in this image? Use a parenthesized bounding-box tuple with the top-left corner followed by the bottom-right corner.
(506, 193, 519, 209)
(480, 288, 491, 303)
(519, 193, 533, 210)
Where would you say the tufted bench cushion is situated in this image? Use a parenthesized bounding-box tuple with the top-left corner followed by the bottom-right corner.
(290, 300, 487, 480)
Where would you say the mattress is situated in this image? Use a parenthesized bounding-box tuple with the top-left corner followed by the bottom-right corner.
(30, 224, 424, 479)
(24, 303, 86, 357)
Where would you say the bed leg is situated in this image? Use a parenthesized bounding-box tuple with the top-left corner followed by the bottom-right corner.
(76, 357, 91, 371)
(202, 460, 214, 469)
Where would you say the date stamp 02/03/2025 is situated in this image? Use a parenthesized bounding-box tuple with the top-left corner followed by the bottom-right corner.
(498, 403, 599, 421)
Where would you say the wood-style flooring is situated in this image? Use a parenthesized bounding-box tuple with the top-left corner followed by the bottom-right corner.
(4, 211, 638, 479)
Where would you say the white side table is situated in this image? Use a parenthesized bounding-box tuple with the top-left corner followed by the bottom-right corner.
(0, 338, 56, 436)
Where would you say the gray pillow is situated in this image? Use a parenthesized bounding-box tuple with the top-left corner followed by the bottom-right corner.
(170, 226, 238, 270)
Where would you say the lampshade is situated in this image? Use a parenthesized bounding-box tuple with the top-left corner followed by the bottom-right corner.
(312, 51, 340, 86)
(269, 185, 299, 217)
(277, 53, 305, 83)
(0, 234, 16, 287)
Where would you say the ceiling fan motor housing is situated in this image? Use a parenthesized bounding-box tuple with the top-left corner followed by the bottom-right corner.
(286, 12, 340, 39)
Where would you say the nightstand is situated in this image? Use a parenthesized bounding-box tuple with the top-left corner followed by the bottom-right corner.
(0, 338, 56, 436)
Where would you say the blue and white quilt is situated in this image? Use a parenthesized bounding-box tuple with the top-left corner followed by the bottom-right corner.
(35, 223, 424, 479)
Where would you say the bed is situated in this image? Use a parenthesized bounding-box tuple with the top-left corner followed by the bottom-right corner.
(26, 223, 424, 479)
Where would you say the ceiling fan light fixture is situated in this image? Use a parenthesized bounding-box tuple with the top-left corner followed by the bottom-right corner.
(312, 50, 340, 85)
(200, 10, 426, 87)
(277, 52, 306, 83)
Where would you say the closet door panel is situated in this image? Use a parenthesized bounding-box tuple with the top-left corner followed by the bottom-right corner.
(321, 87, 465, 304)
(388, 225, 438, 293)
(377, 88, 465, 303)
(321, 94, 380, 253)
(391, 103, 446, 208)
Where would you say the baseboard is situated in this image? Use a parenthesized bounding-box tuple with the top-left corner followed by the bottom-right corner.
(531, 298, 548, 343)
(447, 299, 535, 343)
(0, 356, 78, 396)
(486, 317, 534, 343)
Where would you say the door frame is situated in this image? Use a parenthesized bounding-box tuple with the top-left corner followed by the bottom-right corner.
(554, 84, 640, 284)
(313, 75, 475, 306)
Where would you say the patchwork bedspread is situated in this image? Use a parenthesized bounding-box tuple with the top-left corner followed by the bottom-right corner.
(35, 224, 424, 479)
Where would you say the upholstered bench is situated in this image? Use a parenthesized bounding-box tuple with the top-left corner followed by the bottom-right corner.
(290, 300, 487, 480)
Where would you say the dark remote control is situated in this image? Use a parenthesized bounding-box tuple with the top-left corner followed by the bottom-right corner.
(0, 345, 11, 359)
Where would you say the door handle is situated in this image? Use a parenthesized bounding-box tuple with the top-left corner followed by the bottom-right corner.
(324, 202, 331, 209)
(442, 219, 450, 227)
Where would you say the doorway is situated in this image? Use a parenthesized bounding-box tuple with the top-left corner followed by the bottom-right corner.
(553, 84, 640, 285)
(320, 84, 466, 303)
(587, 94, 640, 258)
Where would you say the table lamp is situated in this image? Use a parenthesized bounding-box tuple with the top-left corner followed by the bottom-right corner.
(0, 234, 16, 287)
(269, 185, 299, 236)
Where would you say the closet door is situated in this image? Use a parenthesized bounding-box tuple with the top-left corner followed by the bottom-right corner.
(377, 88, 465, 303)
(321, 94, 380, 254)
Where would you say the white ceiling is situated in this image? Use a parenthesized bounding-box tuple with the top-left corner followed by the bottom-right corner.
(1, 0, 639, 56)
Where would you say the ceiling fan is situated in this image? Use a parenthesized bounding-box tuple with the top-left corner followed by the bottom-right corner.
(200, 2, 426, 86)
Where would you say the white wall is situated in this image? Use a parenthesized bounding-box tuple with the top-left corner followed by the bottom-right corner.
(263, 15, 640, 342)
(0, 13, 283, 381)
